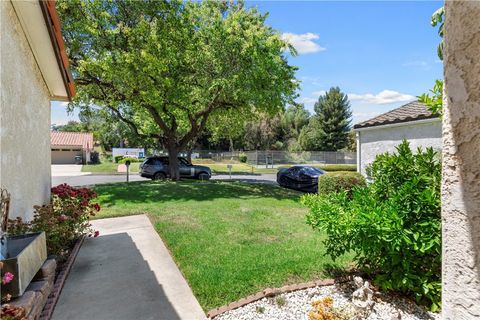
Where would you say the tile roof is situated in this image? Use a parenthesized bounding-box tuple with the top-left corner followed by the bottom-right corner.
(353, 101, 439, 129)
(51, 132, 93, 150)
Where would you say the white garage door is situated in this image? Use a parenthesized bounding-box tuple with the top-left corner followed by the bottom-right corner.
(51, 149, 83, 164)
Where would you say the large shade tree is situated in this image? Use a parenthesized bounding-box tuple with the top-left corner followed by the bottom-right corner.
(57, 0, 297, 179)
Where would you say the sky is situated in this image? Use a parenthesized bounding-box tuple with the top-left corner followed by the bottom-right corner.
(51, 0, 443, 126)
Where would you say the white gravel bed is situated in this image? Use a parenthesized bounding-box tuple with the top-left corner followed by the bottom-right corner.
(213, 284, 440, 320)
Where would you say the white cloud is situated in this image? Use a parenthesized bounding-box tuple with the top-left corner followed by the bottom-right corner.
(298, 97, 318, 105)
(312, 90, 326, 96)
(282, 32, 326, 54)
(348, 90, 415, 105)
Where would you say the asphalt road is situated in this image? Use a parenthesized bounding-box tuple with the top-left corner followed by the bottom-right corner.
(52, 173, 277, 187)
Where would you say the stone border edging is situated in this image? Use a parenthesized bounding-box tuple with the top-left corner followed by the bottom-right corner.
(206, 279, 335, 319)
(39, 235, 85, 320)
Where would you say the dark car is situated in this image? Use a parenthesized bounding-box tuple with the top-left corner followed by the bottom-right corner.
(277, 166, 326, 192)
(140, 156, 211, 180)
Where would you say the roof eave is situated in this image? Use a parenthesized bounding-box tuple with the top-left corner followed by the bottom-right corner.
(354, 116, 441, 131)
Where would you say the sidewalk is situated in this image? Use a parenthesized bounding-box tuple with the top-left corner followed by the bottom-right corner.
(51, 215, 205, 320)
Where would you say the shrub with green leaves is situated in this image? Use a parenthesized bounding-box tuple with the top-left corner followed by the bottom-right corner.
(317, 172, 365, 196)
(114, 155, 124, 163)
(302, 141, 441, 311)
(239, 153, 248, 163)
(118, 157, 142, 164)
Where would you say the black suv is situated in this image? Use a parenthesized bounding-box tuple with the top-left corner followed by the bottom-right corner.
(139, 156, 211, 180)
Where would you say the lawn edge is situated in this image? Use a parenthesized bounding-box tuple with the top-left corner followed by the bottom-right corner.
(206, 278, 336, 319)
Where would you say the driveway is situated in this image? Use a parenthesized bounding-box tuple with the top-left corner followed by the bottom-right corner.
(52, 173, 277, 187)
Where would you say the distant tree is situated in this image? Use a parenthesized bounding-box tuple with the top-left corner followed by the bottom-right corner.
(243, 113, 283, 150)
(280, 103, 310, 151)
(311, 87, 352, 151)
(57, 0, 297, 179)
(54, 121, 86, 132)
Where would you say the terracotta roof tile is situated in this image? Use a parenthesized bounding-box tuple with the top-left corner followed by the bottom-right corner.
(51, 132, 93, 150)
(353, 101, 438, 129)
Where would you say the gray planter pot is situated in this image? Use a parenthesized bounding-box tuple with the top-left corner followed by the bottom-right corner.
(1, 232, 47, 298)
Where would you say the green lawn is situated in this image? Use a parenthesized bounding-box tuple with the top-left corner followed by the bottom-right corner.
(93, 181, 352, 311)
(82, 162, 140, 173)
(83, 161, 355, 175)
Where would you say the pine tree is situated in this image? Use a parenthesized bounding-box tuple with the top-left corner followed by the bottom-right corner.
(312, 87, 352, 151)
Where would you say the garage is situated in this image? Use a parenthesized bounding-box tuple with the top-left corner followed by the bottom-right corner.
(51, 148, 83, 164)
(51, 132, 93, 164)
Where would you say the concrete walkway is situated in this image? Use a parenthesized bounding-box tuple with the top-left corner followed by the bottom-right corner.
(52, 215, 205, 320)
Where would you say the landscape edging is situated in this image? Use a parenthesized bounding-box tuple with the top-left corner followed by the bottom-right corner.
(206, 278, 335, 319)
(39, 235, 85, 320)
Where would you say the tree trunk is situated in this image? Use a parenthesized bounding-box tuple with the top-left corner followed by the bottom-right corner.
(167, 147, 180, 180)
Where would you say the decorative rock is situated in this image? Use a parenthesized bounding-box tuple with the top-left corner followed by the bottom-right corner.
(391, 310, 402, 320)
(351, 276, 374, 309)
(34, 259, 56, 281)
(212, 281, 439, 320)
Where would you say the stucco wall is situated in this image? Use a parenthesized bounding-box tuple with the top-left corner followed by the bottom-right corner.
(356, 120, 442, 176)
(442, 1, 480, 318)
(0, 1, 51, 221)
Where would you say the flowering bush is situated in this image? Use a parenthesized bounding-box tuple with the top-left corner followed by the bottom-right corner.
(8, 184, 100, 258)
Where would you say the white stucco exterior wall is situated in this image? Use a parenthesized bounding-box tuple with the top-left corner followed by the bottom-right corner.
(356, 119, 442, 176)
(0, 1, 52, 221)
(442, 1, 480, 319)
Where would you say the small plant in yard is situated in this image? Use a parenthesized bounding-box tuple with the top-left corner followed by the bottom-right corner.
(255, 306, 265, 314)
(239, 153, 248, 163)
(275, 295, 287, 307)
(303, 140, 442, 311)
(308, 296, 351, 320)
(8, 184, 100, 258)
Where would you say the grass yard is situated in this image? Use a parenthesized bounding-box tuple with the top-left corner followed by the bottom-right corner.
(93, 181, 352, 311)
(82, 162, 140, 173)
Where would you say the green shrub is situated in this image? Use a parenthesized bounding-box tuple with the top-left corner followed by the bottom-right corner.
(118, 157, 142, 164)
(239, 153, 248, 163)
(319, 164, 356, 172)
(317, 172, 366, 196)
(302, 141, 441, 311)
(114, 155, 124, 163)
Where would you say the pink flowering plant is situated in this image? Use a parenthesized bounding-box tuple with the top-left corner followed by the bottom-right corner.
(8, 184, 100, 258)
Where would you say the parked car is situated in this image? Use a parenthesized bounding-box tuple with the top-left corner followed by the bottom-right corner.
(277, 166, 326, 192)
(139, 156, 211, 180)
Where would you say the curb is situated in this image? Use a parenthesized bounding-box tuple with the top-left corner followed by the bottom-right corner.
(39, 236, 85, 320)
(206, 279, 335, 319)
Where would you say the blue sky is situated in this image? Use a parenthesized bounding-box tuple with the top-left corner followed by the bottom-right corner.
(51, 0, 443, 125)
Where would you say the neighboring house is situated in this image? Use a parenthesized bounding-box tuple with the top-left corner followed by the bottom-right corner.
(1, 0, 75, 220)
(51, 132, 94, 164)
(353, 101, 441, 176)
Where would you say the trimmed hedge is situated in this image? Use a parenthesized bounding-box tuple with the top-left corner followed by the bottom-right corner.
(319, 164, 356, 172)
(118, 157, 142, 164)
(317, 172, 366, 196)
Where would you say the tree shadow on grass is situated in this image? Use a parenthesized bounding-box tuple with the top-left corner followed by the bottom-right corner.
(94, 180, 304, 206)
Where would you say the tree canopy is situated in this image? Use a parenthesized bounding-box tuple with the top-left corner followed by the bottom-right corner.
(300, 87, 352, 151)
(58, 0, 297, 178)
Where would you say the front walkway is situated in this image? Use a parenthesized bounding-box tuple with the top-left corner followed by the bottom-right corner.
(52, 215, 205, 320)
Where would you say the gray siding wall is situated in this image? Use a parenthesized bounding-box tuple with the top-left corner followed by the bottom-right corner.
(1, 1, 51, 221)
(357, 120, 442, 176)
